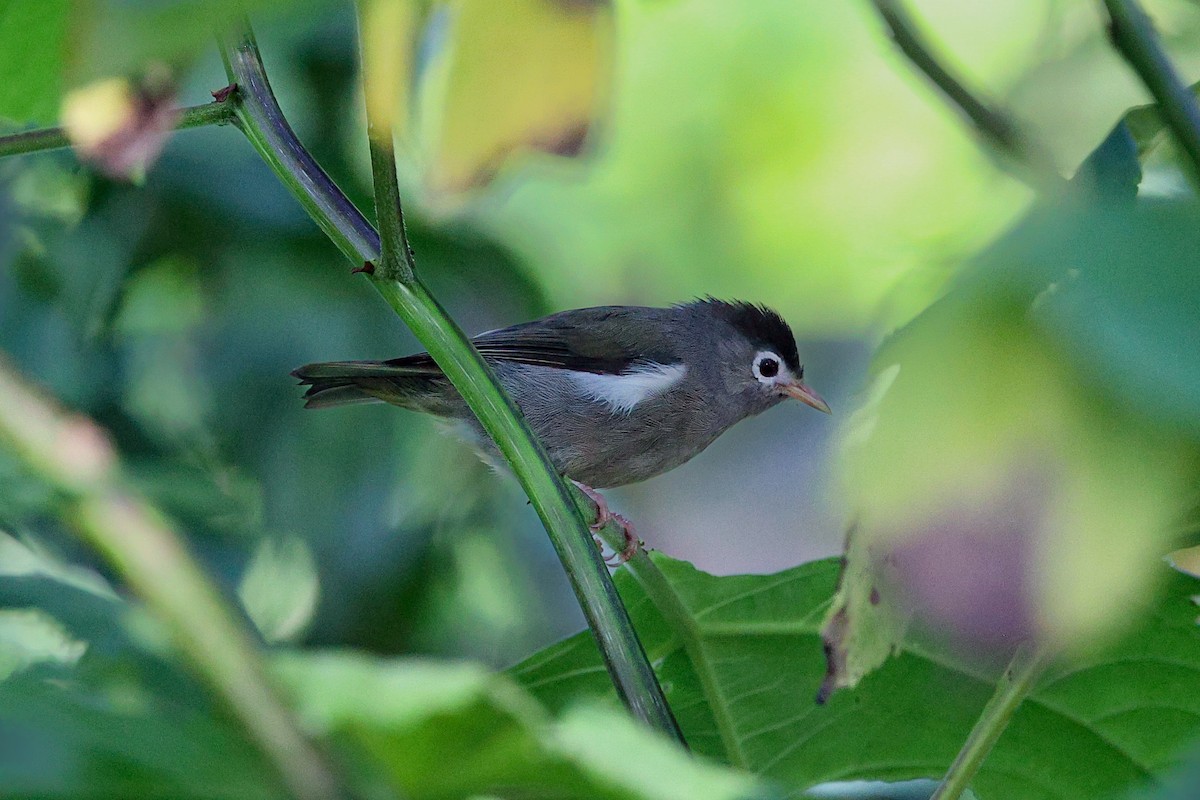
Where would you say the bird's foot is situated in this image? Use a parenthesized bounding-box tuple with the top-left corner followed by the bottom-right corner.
(570, 480, 640, 567)
(606, 512, 640, 566)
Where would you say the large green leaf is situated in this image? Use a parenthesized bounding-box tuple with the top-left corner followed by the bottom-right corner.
(514, 555, 1200, 800)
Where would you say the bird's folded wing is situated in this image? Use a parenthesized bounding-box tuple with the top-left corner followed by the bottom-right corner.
(384, 306, 682, 375)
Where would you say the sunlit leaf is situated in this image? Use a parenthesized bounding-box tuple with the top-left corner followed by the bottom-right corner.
(238, 536, 319, 644)
(515, 555, 1200, 800)
(415, 0, 614, 194)
(360, 0, 425, 138)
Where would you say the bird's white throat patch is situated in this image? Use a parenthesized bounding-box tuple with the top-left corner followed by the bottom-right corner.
(570, 363, 687, 414)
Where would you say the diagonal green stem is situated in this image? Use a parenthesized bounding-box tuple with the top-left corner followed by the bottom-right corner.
(1102, 0, 1200, 191)
(0, 100, 236, 160)
(930, 642, 1048, 800)
(220, 20, 684, 744)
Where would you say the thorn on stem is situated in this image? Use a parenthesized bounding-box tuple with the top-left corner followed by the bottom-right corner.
(211, 84, 238, 103)
(352, 261, 376, 275)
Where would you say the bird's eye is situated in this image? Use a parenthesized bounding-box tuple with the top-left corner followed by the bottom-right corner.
(754, 354, 779, 380)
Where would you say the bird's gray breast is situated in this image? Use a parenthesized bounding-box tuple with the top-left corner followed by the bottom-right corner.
(456, 362, 731, 488)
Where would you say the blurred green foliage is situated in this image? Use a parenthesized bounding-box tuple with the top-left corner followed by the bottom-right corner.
(2, 0, 1200, 798)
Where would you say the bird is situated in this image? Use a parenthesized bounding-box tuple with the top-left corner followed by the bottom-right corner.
(293, 299, 830, 563)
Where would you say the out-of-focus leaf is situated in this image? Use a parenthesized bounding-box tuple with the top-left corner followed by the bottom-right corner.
(1169, 546, 1200, 580)
(276, 651, 770, 799)
(0, 536, 281, 797)
(60, 75, 179, 182)
(360, 0, 425, 137)
(415, 0, 614, 194)
(841, 298, 1193, 656)
(0, 1, 70, 125)
(514, 555, 1200, 800)
(8, 160, 88, 226)
(1071, 121, 1140, 199)
(1122, 82, 1200, 164)
(972, 202, 1200, 436)
(114, 256, 205, 335)
(816, 515, 910, 702)
(0, 672, 284, 799)
(0, 609, 86, 679)
(66, 0, 333, 80)
(0, 529, 113, 599)
(238, 536, 319, 644)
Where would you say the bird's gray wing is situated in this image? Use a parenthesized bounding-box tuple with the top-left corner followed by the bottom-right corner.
(384, 306, 682, 375)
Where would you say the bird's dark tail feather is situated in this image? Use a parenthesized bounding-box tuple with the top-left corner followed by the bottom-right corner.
(292, 360, 436, 410)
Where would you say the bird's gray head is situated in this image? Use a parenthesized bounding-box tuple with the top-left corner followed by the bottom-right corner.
(685, 299, 831, 419)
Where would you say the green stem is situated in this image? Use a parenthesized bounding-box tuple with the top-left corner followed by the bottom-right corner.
(930, 642, 1048, 800)
(0, 100, 236, 160)
(868, 0, 1063, 193)
(0, 356, 345, 800)
(612, 542, 750, 768)
(220, 20, 684, 744)
(1103, 0, 1200, 191)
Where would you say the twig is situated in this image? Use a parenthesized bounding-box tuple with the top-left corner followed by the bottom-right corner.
(219, 18, 685, 744)
(0, 100, 236, 161)
(869, 0, 1063, 192)
(0, 355, 345, 800)
(929, 642, 1048, 800)
(1102, 0, 1200, 191)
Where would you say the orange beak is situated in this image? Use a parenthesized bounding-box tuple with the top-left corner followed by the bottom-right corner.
(781, 380, 832, 414)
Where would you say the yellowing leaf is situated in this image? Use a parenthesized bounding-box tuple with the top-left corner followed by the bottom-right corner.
(416, 0, 614, 194)
(817, 520, 911, 701)
(359, 0, 424, 138)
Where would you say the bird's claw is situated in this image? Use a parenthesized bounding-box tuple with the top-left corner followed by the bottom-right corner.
(605, 512, 640, 566)
(571, 479, 639, 567)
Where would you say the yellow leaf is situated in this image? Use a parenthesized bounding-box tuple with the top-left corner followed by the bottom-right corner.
(61, 78, 135, 152)
(416, 0, 614, 195)
(360, 0, 424, 139)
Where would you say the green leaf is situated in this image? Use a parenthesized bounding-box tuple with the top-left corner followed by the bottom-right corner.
(67, 0, 331, 82)
(972, 201, 1200, 436)
(237, 536, 319, 644)
(514, 555, 1200, 800)
(0, 0, 70, 125)
(274, 651, 771, 799)
(0, 671, 285, 799)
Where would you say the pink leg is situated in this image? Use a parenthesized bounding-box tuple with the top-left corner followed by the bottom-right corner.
(607, 513, 640, 566)
(570, 480, 640, 566)
(570, 479, 611, 530)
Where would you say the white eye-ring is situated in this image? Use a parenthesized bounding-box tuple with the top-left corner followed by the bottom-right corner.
(752, 351, 783, 384)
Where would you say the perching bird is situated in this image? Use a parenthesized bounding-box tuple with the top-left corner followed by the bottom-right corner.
(293, 299, 830, 561)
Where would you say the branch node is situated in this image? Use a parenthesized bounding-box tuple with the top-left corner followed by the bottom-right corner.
(211, 83, 238, 103)
(352, 261, 376, 275)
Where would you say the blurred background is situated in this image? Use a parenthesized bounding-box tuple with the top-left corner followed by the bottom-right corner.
(2, 0, 1198, 669)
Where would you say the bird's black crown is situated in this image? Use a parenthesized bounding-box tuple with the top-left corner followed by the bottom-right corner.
(688, 298, 801, 372)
